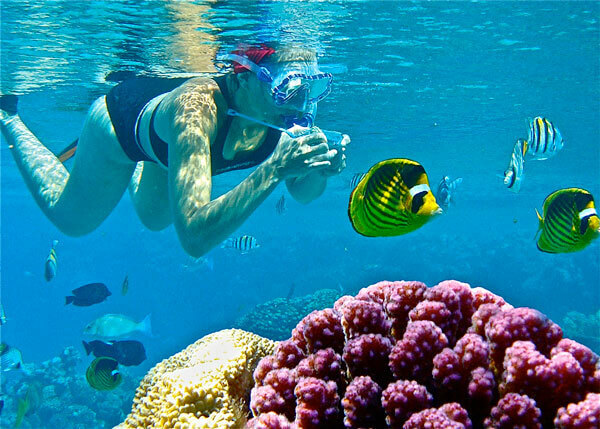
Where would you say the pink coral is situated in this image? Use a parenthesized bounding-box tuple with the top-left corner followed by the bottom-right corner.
(485, 307, 563, 373)
(552, 339, 600, 392)
(381, 380, 433, 428)
(403, 403, 472, 429)
(295, 348, 344, 387)
(500, 341, 585, 417)
(554, 392, 600, 428)
(341, 375, 384, 428)
(342, 333, 392, 385)
(294, 377, 340, 429)
(389, 320, 448, 382)
(382, 281, 427, 339)
(249, 279, 599, 428)
(246, 411, 297, 429)
(439, 280, 475, 336)
(293, 309, 345, 354)
(251, 368, 297, 419)
(484, 393, 542, 428)
(338, 298, 390, 340)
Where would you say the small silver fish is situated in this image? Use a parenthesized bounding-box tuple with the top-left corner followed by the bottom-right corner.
(436, 176, 463, 210)
(502, 138, 526, 193)
(276, 194, 287, 215)
(84, 314, 152, 340)
(121, 275, 129, 296)
(221, 235, 259, 253)
(44, 240, 58, 282)
(526, 116, 564, 160)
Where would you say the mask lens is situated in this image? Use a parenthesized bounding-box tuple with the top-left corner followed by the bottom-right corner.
(272, 72, 332, 109)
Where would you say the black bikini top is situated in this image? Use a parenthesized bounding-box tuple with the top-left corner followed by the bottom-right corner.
(148, 75, 281, 176)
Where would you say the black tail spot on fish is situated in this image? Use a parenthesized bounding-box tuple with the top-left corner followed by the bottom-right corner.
(411, 191, 427, 214)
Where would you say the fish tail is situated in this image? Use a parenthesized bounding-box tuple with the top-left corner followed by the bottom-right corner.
(140, 314, 153, 337)
(65, 296, 74, 305)
(82, 341, 92, 356)
(534, 208, 544, 241)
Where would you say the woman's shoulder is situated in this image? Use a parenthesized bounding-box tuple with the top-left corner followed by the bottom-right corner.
(176, 76, 222, 93)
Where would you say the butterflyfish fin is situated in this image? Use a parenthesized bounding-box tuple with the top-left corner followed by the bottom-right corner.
(534, 208, 544, 241)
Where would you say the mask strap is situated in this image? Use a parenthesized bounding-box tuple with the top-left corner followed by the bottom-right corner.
(221, 54, 273, 83)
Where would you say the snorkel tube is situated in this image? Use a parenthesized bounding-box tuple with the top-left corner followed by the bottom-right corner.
(228, 108, 345, 150)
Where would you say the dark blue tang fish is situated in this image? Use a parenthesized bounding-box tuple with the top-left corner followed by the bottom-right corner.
(66, 283, 111, 306)
(82, 339, 146, 366)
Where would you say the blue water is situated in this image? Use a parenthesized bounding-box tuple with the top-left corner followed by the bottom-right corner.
(1, 1, 599, 427)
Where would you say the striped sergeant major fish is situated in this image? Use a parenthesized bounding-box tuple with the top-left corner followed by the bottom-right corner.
(276, 194, 287, 215)
(436, 176, 463, 210)
(44, 240, 59, 282)
(502, 138, 526, 193)
(221, 235, 260, 253)
(525, 116, 564, 160)
(535, 188, 600, 253)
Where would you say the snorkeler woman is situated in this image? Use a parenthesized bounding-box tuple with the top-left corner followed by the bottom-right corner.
(0, 45, 348, 257)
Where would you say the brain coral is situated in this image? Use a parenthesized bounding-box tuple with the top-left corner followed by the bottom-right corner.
(247, 280, 600, 428)
(117, 329, 276, 429)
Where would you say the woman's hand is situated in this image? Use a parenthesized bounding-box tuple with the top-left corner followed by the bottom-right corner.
(270, 126, 336, 180)
(320, 133, 349, 177)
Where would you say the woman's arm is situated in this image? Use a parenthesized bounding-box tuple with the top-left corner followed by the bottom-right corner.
(165, 81, 333, 257)
(285, 134, 349, 204)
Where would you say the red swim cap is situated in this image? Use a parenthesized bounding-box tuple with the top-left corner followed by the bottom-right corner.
(231, 44, 276, 73)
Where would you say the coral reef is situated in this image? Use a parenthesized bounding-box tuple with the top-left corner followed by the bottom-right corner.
(0, 346, 137, 428)
(562, 310, 600, 354)
(117, 329, 276, 429)
(247, 279, 600, 428)
(234, 289, 341, 340)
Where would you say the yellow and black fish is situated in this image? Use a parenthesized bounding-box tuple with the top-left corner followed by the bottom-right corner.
(85, 357, 122, 390)
(536, 188, 600, 253)
(348, 158, 442, 237)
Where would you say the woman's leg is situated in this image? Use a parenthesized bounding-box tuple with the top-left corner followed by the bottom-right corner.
(0, 96, 136, 236)
(129, 161, 172, 231)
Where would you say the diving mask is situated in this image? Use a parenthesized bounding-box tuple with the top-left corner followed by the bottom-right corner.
(223, 53, 333, 112)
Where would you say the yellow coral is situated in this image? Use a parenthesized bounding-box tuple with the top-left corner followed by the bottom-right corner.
(116, 329, 276, 429)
